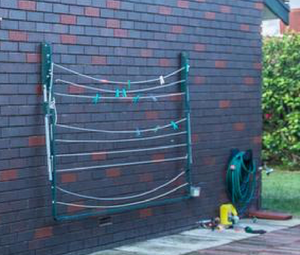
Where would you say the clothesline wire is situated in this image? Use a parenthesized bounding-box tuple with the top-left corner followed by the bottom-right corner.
(56, 183, 188, 209)
(53, 92, 185, 101)
(57, 155, 187, 173)
(55, 131, 187, 144)
(56, 143, 187, 158)
(57, 171, 185, 201)
(53, 63, 185, 85)
(55, 79, 185, 94)
(55, 118, 186, 134)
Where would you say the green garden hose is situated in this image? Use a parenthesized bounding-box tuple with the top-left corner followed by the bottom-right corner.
(226, 151, 257, 213)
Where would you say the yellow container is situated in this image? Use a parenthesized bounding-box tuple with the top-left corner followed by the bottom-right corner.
(220, 204, 238, 226)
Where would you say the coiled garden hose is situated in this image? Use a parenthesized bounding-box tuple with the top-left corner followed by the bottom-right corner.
(226, 151, 257, 213)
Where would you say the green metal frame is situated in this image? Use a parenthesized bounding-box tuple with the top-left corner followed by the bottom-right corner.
(42, 44, 193, 221)
(264, 0, 290, 25)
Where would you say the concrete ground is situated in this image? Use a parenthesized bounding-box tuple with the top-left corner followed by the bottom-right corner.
(90, 218, 300, 255)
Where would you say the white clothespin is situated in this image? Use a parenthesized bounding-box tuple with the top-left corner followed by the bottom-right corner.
(186, 64, 190, 73)
(159, 75, 165, 85)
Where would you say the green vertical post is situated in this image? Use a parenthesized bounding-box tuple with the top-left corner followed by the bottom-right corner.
(41, 42, 57, 220)
(181, 52, 192, 196)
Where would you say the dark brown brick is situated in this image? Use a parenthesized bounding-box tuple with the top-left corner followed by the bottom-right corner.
(106, 168, 121, 178)
(28, 136, 45, 147)
(34, 227, 52, 239)
(139, 208, 152, 218)
(61, 173, 77, 183)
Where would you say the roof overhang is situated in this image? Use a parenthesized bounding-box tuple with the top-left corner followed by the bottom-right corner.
(264, 0, 290, 25)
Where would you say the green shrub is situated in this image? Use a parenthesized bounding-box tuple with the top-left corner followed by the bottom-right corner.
(262, 33, 300, 168)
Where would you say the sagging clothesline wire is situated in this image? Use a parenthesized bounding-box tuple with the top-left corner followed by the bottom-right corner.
(57, 155, 187, 173)
(55, 79, 186, 94)
(53, 63, 186, 85)
(57, 171, 185, 201)
(56, 143, 187, 158)
(55, 131, 187, 144)
(56, 183, 188, 209)
(53, 92, 185, 101)
(55, 118, 186, 134)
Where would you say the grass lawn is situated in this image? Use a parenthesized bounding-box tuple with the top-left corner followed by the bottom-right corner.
(262, 170, 300, 217)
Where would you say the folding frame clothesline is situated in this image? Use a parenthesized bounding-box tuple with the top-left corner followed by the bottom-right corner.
(41, 42, 194, 221)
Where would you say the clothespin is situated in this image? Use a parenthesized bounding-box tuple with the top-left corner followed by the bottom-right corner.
(186, 64, 190, 73)
(115, 89, 120, 98)
(128, 80, 131, 89)
(122, 88, 127, 97)
(133, 95, 140, 103)
(171, 121, 178, 130)
(136, 128, 141, 137)
(159, 75, 165, 85)
(154, 126, 160, 133)
(93, 93, 100, 104)
(151, 95, 158, 102)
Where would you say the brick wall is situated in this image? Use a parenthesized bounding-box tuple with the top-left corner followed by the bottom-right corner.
(0, 0, 263, 254)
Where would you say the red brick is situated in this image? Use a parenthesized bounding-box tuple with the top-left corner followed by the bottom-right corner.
(61, 173, 77, 183)
(91, 152, 107, 161)
(114, 29, 127, 38)
(84, 7, 100, 17)
(67, 202, 84, 213)
(152, 154, 165, 161)
(220, 5, 231, 13)
(106, 168, 121, 178)
(192, 134, 199, 143)
(60, 15, 77, 25)
(92, 56, 107, 65)
(204, 12, 216, 20)
(60, 34, 77, 44)
(240, 24, 250, 31)
(177, 0, 189, 8)
(195, 76, 205, 84)
(139, 208, 152, 218)
(253, 136, 262, 144)
(68, 85, 85, 94)
(34, 227, 52, 239)
(18, 0, 36, 10)
(244, 77, 255, 85)
(9, 31, 28, 42)
(107, 0, 120, 9)
(146, 111, 158, 120)
(255, 3, 264, 10)
(27, 53, 40, 63)
(219, 100, 231, 109)
(139, 173, 153, 182)
(28, 136, 45, 147)
(159, 6, 172, 15)
(141, 49, 152, 57)
(172, 25, 183, 34)
(204, 157, 216, 166)
(170, 94, 183, 101)
(253, 63, 262, 70)
(36, 85, 42, 95)
(215, 60, 226, 68)
(106, 19, 120, 28)
(0, 169, 18, 181)
(194, 44, 206, 52)
(159, 58, 169, 67)
(234, 122, 245, 131)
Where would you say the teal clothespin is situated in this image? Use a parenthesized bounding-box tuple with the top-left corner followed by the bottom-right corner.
(122, 88, 127, 97)
(154, 125, 160, 132)
(171, 121, 178, 130)
(115, 89, 120, 98)
(128, 80, 131, 89)
(93, 93, 100, 104)
(133, 95, 140, 103)
(186, 63, 190, 73)
(136, 128, 141, 137)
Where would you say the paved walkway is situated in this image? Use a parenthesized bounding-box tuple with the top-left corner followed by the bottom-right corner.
(91, 219, 300, 255)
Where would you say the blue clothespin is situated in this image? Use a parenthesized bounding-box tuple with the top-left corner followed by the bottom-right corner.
(133, 95, 140, 103)
(93, 93, 100, 104)
(154, 125, 160, 133)
(115, 89, 120, 98)
(136, 128, 141, 137)
(151, 95, 158, 102)
(171, 121, 178, 130)
(122, 88, 127, 97)
(128, 80, 131, 89)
